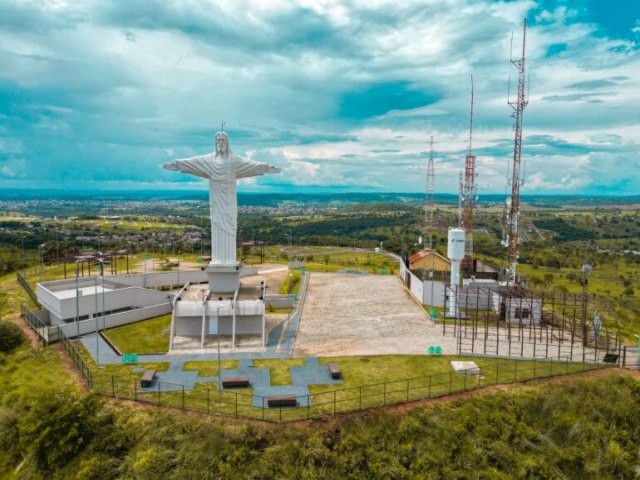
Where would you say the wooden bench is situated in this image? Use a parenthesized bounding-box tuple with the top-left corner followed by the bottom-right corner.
(140, 369, 157, 387)
(328, 363, 342, 379)
(222, 376, 250, 388)
(603, 353, 619, 364)
(267, 395, 297, 407)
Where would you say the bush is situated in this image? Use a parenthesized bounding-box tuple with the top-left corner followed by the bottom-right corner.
(0, 322, 25, 352)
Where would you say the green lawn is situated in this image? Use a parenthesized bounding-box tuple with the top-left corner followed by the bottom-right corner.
(103, 314, 172, 354)
(253, 358, 305, 385)
(183, 360, 239, 377)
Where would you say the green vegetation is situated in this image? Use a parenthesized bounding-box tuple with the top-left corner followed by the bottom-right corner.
(103, 314, 172, 354)
(252, 358, 305, 385)
(183, 360, 239, 377)
(279, 269, 302, 294)
(0, 322, 25, 352)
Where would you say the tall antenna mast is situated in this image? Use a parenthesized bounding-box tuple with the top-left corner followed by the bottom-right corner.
(422, 135, 436, 305)
(461, 75, 477, 270)
(504, 19, 529, 285)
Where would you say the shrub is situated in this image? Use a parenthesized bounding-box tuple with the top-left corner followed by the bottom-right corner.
(0, 322, 25, 352)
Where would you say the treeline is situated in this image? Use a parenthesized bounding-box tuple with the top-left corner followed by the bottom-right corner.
(2, 342, 640, 478)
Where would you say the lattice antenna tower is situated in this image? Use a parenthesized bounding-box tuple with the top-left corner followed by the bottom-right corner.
(462, 75, 477, 263)
(423, 136, 436, 282)
(504, 19, 529, 285)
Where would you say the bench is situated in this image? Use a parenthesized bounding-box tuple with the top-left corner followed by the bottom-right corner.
(140, 369, 157, 387)
(328, 363, 342, 379)
(603, 353, 619, 364)
(222, 376, 250, 388)
(267, 395, 297, 407)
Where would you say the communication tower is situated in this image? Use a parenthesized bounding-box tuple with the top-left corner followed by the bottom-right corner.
(461, 76, 477, 271)
(502, 19, 529, 285)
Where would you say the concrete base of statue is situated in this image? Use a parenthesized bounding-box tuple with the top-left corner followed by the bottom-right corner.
(206, 263, 241, 293)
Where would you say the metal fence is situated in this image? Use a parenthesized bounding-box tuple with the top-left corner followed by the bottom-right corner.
(622, 346, 640, 369)
(20, 302, 55, 346)
(88, 357, 607, 423)
(17, 272, 41, 308)
(58, 327, 93, 389)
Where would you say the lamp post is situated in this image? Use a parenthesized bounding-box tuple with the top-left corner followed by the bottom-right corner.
(216, 304, 223, 415)
(288, 272, 293, 294)
(75, 261, 80, 339)
(95, 275, 100, 367)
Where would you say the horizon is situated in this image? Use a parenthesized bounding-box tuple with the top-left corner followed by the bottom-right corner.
(1, 1, 639, 194)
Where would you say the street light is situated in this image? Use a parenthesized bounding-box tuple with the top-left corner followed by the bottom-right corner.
(288, 272, 293, 294)
(216, 304, 223, 415)
(75, 261, 80, 339)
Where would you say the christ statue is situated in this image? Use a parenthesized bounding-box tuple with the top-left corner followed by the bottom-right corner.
(164, 130, 280, 265)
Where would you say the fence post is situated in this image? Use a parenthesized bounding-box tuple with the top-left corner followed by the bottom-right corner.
(133, 378, 137, 401)
(622, 346, 627, 368)
(383, 383, 387, 406)
(207, 388, 210, 414)
(307, 395, 311, 419)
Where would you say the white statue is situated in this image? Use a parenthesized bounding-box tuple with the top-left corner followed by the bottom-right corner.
(164, 131, 280, 265)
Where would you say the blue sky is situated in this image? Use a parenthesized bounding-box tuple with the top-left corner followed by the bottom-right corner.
(0, 0, 638, 195)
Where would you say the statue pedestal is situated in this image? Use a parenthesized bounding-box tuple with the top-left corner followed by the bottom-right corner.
(205, 264, 241, 293)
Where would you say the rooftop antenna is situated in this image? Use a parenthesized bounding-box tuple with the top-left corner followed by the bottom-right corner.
(461, 75, 477, 271)
(220, 121, 226, 132)
(503, 18, 529, 286)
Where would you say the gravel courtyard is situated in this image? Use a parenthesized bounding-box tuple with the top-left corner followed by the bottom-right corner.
(294, 272, 458, 356)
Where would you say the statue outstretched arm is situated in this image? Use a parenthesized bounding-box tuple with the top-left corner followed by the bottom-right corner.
(163, 154, 213, 179)
(235, 156, 281, 179)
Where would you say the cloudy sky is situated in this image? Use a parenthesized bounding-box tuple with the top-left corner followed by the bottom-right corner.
(1, 0, 638, 195)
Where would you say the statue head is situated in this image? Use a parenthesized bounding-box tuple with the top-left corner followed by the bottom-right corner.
(215, 131, 231, 158)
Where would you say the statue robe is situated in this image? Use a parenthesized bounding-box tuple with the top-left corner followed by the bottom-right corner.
(169, 153, 272, 265)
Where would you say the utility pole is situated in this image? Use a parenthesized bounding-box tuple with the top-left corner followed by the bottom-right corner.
(503, 19, 529, 286)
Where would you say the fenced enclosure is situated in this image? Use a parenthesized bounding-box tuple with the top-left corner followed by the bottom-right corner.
(86, 356, 606, 423)
(441, 286, 622, 362)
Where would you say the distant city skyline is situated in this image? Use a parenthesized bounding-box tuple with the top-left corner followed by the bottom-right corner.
(0, 0, 638, 195)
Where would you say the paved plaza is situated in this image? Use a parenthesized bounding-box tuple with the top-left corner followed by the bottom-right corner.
(294, 272, 458, 356)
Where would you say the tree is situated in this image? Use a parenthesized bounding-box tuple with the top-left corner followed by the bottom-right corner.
(0, 322, 24, 352)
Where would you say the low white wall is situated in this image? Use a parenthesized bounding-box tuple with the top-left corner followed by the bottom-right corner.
(56, 303, 171, 338)
(265, 294, 295, 309)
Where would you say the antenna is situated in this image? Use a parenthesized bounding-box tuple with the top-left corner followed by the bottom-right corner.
(220, 121, 226, 132)
(461, 75, 477, 270)
(424, 136, 437, 306)
(503, 18, 529, 286)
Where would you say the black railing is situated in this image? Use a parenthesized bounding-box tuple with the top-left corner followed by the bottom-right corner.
(58, 328, 93, 389)
(16, 272, 40, 308)
(87, 357, 607, 424)
(20, 303, 52, 346)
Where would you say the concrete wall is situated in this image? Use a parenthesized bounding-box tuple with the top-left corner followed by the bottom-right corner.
(45, 286, 170, 324)
(421, 281, 446, 306)
(265, 294, 295, 309)
(57, 303, 171, 338)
